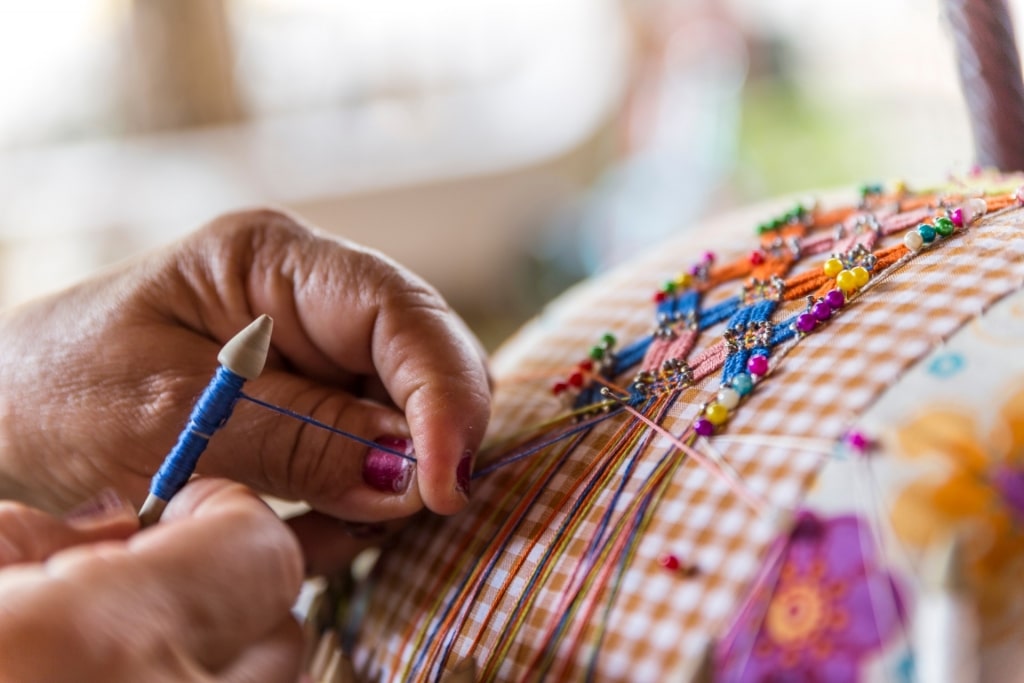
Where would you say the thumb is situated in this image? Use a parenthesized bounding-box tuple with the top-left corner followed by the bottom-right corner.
(0, 490, 138, 567)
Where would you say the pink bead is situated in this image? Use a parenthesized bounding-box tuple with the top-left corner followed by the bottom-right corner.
(949, 207, 964, 228)
(845, 430, 871, 453)
(1016, 185, 1024, 205)
(703, 251, 715, 263)
(747, 355, 769, 376)
(694, 418, 714, 437)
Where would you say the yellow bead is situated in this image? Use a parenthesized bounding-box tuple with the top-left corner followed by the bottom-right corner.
(823, 258, 844, 278)
(705, 402, 729, 426)
(836, 269, 857, 293)
(674, 273, 692, 288)
(851, 266, 870, 288)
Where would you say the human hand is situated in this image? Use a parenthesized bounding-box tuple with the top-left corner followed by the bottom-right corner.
(0, 479, 304, 683)
(0, 209, 490, 569)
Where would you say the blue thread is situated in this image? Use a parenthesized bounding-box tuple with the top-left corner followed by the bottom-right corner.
(150, 366, 245, 500)
(237, 393, 415, 461)
(749, 299, 777, 322)
(771, 314, 799, 345)
(699, 296, 740, 329)
(612, 335, 652, 373)
(472, 410, 622, 478)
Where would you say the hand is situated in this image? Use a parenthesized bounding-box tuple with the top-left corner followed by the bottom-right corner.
(0, 479, 304, 683)
(0, 209, 491, 569)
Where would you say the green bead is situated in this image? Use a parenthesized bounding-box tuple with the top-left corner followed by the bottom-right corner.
(756, 222, 770, 234)
(663, 281, 676, 294)
(601, 333, 617, 347)
(934, 216, 955, 237)
(589, 346, 605, 360)
(771, 217, 784, 229)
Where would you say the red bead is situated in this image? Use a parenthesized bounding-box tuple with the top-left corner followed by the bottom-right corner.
(552, 381, 569, 396)
(578, 359, 594, 372)
(658, 554, 681, 571)
(749, 250, 764, 266)
(568, 371, 584, 388)
(654, 291, 668, 303)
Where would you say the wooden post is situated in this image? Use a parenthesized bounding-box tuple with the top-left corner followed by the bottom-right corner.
(125, 0, 243, 131)
(945, 0, 1024, 172)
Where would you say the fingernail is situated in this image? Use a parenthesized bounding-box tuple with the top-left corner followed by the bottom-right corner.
(363, 437, 414, 494)
(64, 488, 131, 527)
(341, 521, 387, 539)
(456, 451, 473, 500)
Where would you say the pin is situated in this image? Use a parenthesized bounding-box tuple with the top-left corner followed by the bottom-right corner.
(138, 315, 273, 526)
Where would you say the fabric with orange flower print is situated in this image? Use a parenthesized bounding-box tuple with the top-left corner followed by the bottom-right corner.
(888, 384, 1024, 643)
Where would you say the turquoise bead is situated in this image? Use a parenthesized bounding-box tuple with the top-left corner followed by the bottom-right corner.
(918, 223, 937, 243)
(732, 373, 754, 396)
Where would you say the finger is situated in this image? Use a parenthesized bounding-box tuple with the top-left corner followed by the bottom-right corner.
(288, 510, 404, 575)
(0, 491, 137, 567)
(217, 618, 303, 683)
(230, 214, 490, 515)
(46, 479, 303, 671)
(203, 372, 425, 522)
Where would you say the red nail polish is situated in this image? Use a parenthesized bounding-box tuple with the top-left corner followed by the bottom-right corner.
(363, 437, 414, 494)
(456, 451, 473, 499)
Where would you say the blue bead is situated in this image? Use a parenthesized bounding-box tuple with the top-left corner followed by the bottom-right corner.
(732, 373, 754, 396)
(918, 224, 937, 243)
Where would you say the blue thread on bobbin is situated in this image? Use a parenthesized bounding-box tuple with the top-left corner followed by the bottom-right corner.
(150, 366, 245, 500)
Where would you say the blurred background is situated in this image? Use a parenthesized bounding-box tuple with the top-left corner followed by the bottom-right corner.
(0, 0, 1016, 347)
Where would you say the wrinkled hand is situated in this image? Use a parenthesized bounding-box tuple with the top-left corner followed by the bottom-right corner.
(0, 480, 304, 683)
(0, 209, 491, 570)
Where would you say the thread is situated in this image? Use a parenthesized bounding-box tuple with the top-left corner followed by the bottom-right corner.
(151, 366, 245, 500)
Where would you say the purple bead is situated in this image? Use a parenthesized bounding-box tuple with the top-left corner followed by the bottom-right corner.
(689, 264, 702, 276)
(811, 302, 832, 322)
(694, 418, 714, 437)
(747, 354, 769, 376)
(824, 289, 845, 309)
(949, 207, 964, 228)
(796, 313, 817, 333)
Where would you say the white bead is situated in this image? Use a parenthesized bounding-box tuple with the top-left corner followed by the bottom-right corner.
(962, 197, 987, 224)
(717, 387, 741, 410)
(903, 230, 924, 252)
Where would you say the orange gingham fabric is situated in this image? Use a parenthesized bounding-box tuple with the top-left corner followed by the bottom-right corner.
(352, 201, 1024, 682)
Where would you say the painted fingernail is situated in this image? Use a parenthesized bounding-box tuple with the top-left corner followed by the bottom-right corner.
(456, 451, 473, 499)
(342, 522, 387, 539)
(64, 488, 131, 526)
(363, 437, 414, 494)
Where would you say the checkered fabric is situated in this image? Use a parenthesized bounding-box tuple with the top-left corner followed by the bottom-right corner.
(351, 198, 1024, 682)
